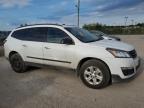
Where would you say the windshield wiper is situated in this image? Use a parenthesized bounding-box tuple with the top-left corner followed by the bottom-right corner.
(86, 37, 103, 43)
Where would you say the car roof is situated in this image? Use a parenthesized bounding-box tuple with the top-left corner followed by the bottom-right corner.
(17, 24, 76, 28)
(14, 24, 77, 31)
(16, 24, 62, 28)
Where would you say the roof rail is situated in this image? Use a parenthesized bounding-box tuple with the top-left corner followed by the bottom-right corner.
(16, 23, 63, 29)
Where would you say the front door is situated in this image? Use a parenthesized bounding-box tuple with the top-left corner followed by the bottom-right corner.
(43, 27, 75, 68)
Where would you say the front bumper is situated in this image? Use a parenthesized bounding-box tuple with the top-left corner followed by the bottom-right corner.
(104, 57, 140, 79)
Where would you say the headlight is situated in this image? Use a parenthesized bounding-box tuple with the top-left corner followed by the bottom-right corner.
(106, 48, 131, 58)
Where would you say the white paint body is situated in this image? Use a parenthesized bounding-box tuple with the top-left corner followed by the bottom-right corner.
(4, 25, 140, 79)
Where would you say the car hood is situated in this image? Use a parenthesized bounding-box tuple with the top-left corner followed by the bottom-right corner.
(88, 39, 134, 51)
(102, 36, 115, 40)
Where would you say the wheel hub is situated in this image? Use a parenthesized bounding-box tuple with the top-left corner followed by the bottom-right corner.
(84, 66, 103, 85)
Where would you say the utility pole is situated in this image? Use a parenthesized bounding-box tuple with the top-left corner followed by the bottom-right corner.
(131, 19, 134, 29)
(124, 16, 128, 34)
(124, 16, 128, 26)
(131, 19, 134, 25)
(75, 0, 80, 27)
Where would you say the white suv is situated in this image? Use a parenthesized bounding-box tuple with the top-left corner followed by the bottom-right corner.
(4, 24, 140, 89)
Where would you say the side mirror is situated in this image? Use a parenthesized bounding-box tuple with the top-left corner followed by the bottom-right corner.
(61, 38, 74, 45)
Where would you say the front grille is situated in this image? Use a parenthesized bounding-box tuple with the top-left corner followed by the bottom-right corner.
(128, 50, 137, 58)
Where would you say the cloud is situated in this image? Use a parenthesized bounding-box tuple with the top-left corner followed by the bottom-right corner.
(81, 0, 144, 12)
(0, 0, 31, 8)
(98, 0, 144, 12)
(1, 0, 144, 30)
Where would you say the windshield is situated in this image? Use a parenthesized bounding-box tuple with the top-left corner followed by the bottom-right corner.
(90, 31, 102, 37)
(65, 27, 101, 43)
(98, 31, 106, 36)
(91, 31, 106, 37)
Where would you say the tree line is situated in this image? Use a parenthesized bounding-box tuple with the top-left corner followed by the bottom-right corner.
(83, 23, 144, 35)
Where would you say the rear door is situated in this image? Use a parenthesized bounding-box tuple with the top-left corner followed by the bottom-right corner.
(21, 27, 47, 64)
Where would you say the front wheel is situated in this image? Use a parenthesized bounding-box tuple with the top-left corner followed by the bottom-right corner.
(9, 53, 27, 73)
(80, 60, 111, 89)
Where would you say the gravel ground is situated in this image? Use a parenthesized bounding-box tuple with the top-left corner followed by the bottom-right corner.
(0, 35, 144, 108)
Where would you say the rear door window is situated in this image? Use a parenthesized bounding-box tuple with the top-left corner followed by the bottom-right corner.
(11, 29, 27, 40)
(11, 27, 48, 42)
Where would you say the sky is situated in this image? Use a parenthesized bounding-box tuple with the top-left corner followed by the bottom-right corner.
(0, 0, 144, 30)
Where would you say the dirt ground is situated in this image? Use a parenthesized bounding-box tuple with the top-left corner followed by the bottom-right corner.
(0, 35, 144, 108)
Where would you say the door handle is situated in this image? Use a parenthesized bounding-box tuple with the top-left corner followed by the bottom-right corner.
(44, 47, 51, 50)
(22, 44, 27, 47)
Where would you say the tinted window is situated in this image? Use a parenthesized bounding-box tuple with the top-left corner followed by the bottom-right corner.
(47, 28, 69, 43)
(12, 27, 47, 42)
(11, 29, 27, 40)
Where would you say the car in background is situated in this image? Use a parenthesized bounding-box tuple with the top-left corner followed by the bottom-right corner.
(0, 32, 10, 46)
(90, 30, 121, 41)
(0, 36, 5, 46)
(0, 36, 7, 46)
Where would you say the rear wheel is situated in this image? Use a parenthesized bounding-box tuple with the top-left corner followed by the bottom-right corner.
(9, 53, 27, 73)
(80, 59, 111, 89)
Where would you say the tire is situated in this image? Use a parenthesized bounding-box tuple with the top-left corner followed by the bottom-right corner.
(79, 59, 111, 89)
(9, 53, 27, 73)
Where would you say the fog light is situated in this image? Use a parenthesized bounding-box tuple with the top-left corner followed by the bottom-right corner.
(121, 67, 134, 76)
